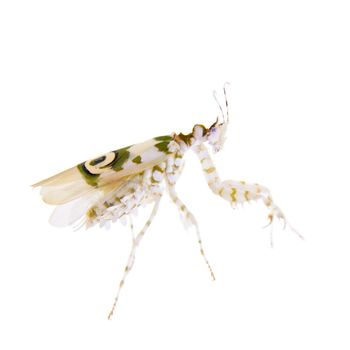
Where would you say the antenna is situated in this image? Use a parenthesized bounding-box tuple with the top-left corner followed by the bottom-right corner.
(213, 90, 225, 123)
(223, 82, 230, 123)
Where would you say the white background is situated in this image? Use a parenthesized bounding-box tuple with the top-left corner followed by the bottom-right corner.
(1, 1, 350, 349)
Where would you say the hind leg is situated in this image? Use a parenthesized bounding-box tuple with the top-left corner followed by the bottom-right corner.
(108, 194, 162, 320)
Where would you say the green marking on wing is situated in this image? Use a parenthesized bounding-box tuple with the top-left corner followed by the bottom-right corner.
(77, 163, 99, 187)
(154, 135, 173, 141)
(155, 141, 171, 154)
(111, 146, 131, 171)
(89, 155, 106, 166)
(132, 155, 142, 164)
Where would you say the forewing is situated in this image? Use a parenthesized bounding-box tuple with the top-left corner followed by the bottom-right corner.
(33, 135, 175, 205)
(33, 166, 94, 205)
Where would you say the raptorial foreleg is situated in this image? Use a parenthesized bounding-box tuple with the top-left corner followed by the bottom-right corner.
(192, 143, 302, 243)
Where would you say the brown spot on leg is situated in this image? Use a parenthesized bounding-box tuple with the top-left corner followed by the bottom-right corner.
(230, 188, 237, 202)
(205, 167, 216, 174)
(265, 196, 272, 207)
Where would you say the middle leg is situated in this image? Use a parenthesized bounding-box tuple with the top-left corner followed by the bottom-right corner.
(165, 154, 215, 280)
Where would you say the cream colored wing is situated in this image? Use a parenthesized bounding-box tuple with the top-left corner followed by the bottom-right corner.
(32, 166, 94, 205)
(32, 135, 175, 205)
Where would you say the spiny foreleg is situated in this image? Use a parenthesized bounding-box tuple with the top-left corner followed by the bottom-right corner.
(192, 143, 302, 242)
